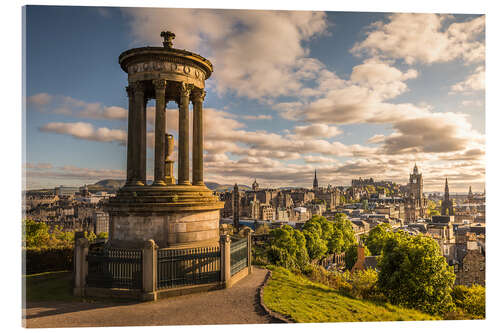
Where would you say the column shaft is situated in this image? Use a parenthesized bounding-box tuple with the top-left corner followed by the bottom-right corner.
(135, 83, 147, 185)
(153, 80, 167, 186)
(125, 85, 135, 185)
(178, 83, 192, 185)
(192, 90, 205, 185)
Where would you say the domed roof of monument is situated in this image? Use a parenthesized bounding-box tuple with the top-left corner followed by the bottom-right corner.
(118, 31, 213, 78)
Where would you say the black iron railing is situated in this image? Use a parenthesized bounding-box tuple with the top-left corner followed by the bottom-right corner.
(157, 246, 221, 289)
(230, 237, 248, 276)
(86, 246, 142, 289)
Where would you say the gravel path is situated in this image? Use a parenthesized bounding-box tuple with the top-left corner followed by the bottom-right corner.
(24, 267, 275, 328)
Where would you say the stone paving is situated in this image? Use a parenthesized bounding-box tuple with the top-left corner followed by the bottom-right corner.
(24, 267, 275, 328)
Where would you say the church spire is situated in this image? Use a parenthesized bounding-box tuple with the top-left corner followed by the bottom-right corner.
(313, 169, 319, 191)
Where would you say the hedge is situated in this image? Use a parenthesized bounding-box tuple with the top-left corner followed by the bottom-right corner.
(23, 246, 74, 275)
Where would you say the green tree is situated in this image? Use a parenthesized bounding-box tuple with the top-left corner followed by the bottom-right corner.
(96, 232, 109, 239)
(331, 213, 356, 253)
(23, 219, 50, 248)
(303, 229, 328, 260)
(377, 232, 455, 315)
(268, 225, 309, 270)
(365, 223, 393, 255)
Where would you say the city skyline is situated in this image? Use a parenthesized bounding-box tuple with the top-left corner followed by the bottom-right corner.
(24, 7, 485, 192)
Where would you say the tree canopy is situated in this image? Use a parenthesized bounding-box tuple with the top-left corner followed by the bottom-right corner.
(364, 223, 393, 255)
(377, 232, 455, 315)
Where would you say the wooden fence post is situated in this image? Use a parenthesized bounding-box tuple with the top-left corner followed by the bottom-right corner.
(141, 239, 157, 301)
(73, 237, 89, 297)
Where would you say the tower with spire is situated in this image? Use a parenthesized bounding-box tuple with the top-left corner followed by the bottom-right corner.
(252, 178, 259, 191)
(313, 169, 319, 193)
(232, 183, 240, 231)
(404, 163, 426, 223)
(468, 185, 474, 203)
(441, 178, 454, 216)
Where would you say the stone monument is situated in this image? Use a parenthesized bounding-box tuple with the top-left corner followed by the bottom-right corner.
(106, 31, 224, 249)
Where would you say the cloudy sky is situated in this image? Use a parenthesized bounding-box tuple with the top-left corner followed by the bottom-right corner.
(24, 6, 485, 192)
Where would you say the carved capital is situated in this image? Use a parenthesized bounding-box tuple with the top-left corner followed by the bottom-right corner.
(152, 79, 168, 91)
(180, 82, 194, 98)
(191, 89, 206, 104)
(131, 81, 146, 96)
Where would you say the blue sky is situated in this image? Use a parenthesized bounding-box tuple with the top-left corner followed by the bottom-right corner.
(24, 6, 485, 191)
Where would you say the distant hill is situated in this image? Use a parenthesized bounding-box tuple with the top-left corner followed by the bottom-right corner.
(88, 179, 126, 192)
(214, 184, 252, 192)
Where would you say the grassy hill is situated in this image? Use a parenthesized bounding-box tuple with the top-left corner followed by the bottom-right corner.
(262, 266, 439, 323)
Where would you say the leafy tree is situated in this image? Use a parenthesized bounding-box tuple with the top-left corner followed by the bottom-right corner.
(303, 229, 328, 260)
(362, 199, 369, 211)
(365, 223, 393, 255)
(331, 213, 356, 253)
(345, 244, 372, 270)
(451, 284, 485, 318)
(268, 225, 309, 270)
(377, 232, 455, 315)
(23, 219, 50, 248)
(96, 232, 109, 239)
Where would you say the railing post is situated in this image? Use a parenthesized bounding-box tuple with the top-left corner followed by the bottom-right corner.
(245, 229, 253, 274)
(73, 237, 89, 297)
(220, 234, 231, 288)
(141, 239, 157, 301)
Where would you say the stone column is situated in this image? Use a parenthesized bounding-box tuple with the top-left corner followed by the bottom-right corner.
(192, 89, 206, 186)
(178, 83, 192, 185)
(220, 234, 231, 288)
(153, 79, 167, 186)
(141, 239, 157, 301)
(127, 81, 146, 186)
(125, 85, 135, 186)
(136, 82, 147, 185)
(245, 229, 253, 274)
(73, 237, 89, 297)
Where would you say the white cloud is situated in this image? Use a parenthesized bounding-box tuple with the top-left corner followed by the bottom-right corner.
(451, 66, 485, 93)
(241, 114, 273, 120)
(28, 93, 52, 106)
(122, 8, 328, 100)
(39, 122, 126, 144)
(293, 124, 342, 138)
(29, 94, 128, 120)
(351, 14, 485, 65)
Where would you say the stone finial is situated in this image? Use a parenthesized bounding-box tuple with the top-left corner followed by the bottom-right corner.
(144, 239, 157, 249)
(161, 31, 175, 48)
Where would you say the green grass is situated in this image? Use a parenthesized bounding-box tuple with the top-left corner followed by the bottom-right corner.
(262, 266, 440, 323)
(23, 270, 76, 302)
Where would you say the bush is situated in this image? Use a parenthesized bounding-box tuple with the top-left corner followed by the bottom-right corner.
(451, 284, 485, 318)
(377, 233, 455, 315)
(349, 268, 379, 300)
(306, 265, 352, 293)
(23, 246, 74, 274)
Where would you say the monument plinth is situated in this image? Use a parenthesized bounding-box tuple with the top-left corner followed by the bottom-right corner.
(106, 31, 223, 249)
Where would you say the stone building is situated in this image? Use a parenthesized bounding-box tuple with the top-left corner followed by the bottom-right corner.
(404, 164, 427, 223)
(454, 237, 485, 287)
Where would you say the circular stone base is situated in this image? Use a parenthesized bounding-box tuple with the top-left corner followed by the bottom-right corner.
(105, 184, 224, 248)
